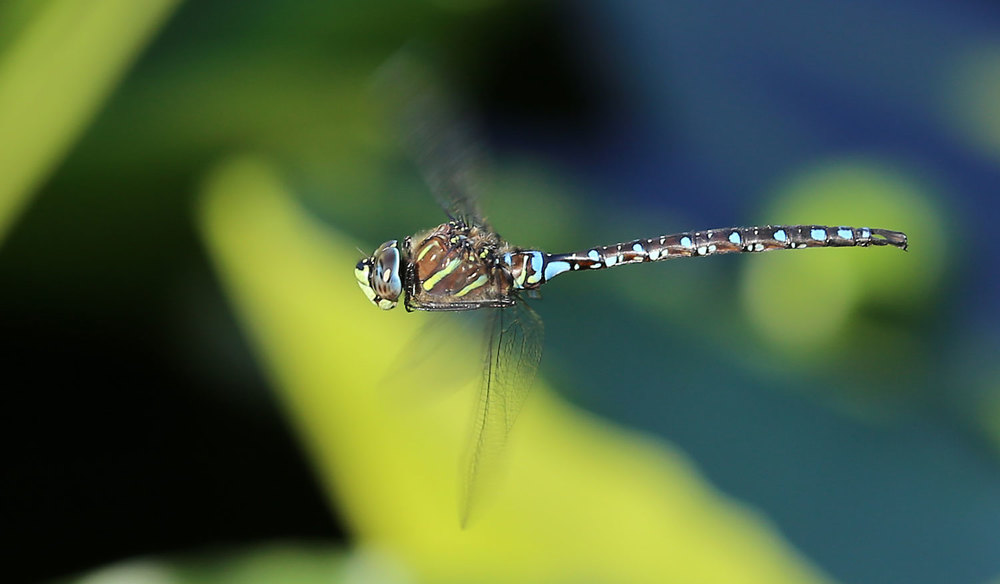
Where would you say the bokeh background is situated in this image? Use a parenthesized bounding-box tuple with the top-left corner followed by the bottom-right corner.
(4, 1, 1000, 583)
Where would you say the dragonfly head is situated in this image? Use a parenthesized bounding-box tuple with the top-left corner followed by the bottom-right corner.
(355, 239, 403, 310)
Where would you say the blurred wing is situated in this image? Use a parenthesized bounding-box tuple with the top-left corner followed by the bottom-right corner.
(374, 52, 489, 227)
(460, 299, 543, 526)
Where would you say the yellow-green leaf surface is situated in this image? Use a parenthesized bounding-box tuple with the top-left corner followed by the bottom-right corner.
(0, 0, 180, 242)
(744, 159, 940, 358)
(198, 155, 836, 584)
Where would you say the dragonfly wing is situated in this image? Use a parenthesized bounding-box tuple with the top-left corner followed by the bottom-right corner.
(461, 298, 543, 526)
(374, 53, 490, 228)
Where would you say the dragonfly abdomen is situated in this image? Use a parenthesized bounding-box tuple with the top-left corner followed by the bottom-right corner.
(511, 224, 907, 290)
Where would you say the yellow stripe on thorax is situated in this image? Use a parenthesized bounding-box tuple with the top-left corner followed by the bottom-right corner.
(416, 240, 440, 261)
(454, 274, 489, 297)
(422, 258, 461, 291)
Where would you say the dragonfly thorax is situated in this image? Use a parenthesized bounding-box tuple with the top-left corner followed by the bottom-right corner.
(405, 221, 514, 308)
(355, 239, 403, 310)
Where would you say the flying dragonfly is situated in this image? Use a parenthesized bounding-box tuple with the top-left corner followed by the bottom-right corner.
(356, 57, 908, 525)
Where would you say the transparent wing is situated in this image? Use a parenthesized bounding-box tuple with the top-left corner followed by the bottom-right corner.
(374, 52, 489, 227)
(460, 298, 543, 526)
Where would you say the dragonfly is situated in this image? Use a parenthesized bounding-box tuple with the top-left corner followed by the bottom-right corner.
(356, 57, 908, 525)
(355, 212, 906, 522)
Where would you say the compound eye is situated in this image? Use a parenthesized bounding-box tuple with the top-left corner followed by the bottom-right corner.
(354, 240, 402, 309)
(372, 244, 402, 306)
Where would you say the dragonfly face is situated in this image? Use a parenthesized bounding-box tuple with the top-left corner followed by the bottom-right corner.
(355, 239, 403, 310)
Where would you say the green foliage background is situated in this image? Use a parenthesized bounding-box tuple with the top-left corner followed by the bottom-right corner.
(2, 1, 996, 583)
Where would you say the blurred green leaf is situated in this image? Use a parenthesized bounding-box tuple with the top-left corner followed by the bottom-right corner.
(739, 158, 943, 384)
(0, 0, 180, 244)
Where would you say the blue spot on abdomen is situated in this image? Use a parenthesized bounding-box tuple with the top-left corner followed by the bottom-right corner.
(544, 260, 570, 281)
